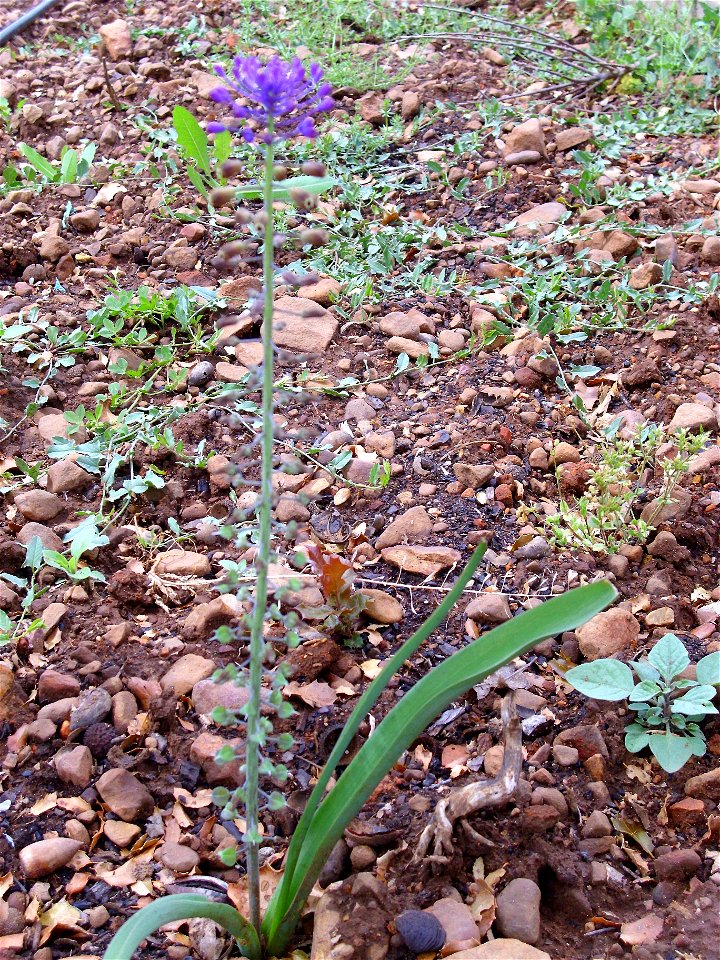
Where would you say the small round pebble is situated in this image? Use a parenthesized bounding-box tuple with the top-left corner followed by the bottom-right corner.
(188, 361, 215, 387)
(395, 910, 446, 953)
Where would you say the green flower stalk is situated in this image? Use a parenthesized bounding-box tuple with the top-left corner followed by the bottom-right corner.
(209, 59, 334, 936)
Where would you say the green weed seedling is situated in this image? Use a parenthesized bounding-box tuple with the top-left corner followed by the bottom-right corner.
(566, 633, 720, 773)
(546, 423, 707, 554)
(16, 141, 97, 187)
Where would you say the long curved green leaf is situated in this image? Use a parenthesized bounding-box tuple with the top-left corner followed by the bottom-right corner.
(101, 894, 261, 960)
(19, 142, 58, 182)
(268, 544, 487, 923)
(265, 579, 616, 954)
(233, 174, 336, 201)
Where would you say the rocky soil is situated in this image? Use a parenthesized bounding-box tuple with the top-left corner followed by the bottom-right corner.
(1, 0, 720, 958)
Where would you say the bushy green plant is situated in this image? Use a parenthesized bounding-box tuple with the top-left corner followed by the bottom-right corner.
(546, 422, 708, 554)
(102, 55, 617, 960)
(566, 633, 720, 773)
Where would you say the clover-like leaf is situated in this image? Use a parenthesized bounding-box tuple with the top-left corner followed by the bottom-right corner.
(697, 651, 720, 686)
(648, 732, 694, 773)
(566, 659, 635, 701)
(647, 633, 689, 681)
(624, 723, 651, 753)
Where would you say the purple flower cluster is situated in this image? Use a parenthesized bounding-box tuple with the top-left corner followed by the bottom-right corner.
(208, 55, 334, 144)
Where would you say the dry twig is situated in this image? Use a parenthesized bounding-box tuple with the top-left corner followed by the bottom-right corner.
(413, 692, 522, 864)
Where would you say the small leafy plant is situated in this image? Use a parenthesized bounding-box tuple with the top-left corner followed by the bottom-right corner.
(546, 422, 708, 554)
(566, 633, 720, 773)
(301, 543, 367, 646)
(16, 141, 96, 187)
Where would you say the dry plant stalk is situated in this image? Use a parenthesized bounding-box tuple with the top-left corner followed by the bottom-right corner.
(414, 692, 522, 863)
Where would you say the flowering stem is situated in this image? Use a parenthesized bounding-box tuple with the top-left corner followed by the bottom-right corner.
(245, 131, 276, 937)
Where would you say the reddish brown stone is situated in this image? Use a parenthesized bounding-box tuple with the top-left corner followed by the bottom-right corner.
(668, 798, 705, 830)
(521, 804, 560, 832)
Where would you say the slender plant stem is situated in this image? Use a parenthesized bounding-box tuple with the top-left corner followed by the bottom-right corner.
(245, 131, 276, 938)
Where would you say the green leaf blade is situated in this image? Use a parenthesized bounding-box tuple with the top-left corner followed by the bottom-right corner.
(565, 659, 635, 701)
(648, 732, 695, 773)
(102, 894, 260, 960)
(697, 651, 720, 686)
(648, 633, 689, 680)
(173, 105, 212, 175)
(264, 580, 616, 955)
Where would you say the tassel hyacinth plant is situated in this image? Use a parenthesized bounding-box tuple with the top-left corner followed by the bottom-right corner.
(103, 54, 616, 960)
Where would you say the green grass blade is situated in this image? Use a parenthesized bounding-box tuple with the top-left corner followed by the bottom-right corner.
(18, 143, 58, 182)
(264, 580, 616, 954)
(101, 894, 261, 960)
(264, 544, 487, 935)
(233, 174, 336, 201)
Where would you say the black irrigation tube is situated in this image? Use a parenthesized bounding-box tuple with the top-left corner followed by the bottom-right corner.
(0, 0, 62, 45)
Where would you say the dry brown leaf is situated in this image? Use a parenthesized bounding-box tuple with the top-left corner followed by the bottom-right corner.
(485, 865, 507, 889)
(44, 627, 62, 651)
(620, 913, 664, 945)
(360, 659, 382, 679)
(66, 872, 89, 896)
(283, 680, 337, 708)
(94, 850, 155, 887)
(127, 712, 152, 737)
(625, 761, 652, 784)
(414, 744, 433, 772)
(469, 878, 496, 938)
(173, 788, 215, 809)
(227, 861, 283, 916)
(441, 744, 470, 778)
(574, 380, 600, 410)
(172, 802, 193, 829)
(30, 792, 57, 816)
(39, 898, 84, 945)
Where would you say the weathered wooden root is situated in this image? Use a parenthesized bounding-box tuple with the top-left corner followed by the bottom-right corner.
(413, 692, 522, 864)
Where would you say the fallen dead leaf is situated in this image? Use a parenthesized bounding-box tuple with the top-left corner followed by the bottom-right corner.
(30, 792, 58, 816)
(469, 878, 496, 937)
(414, 744, 433, 771)
(360, 658, 382, 679)
(283, 680, 337, 708)
(625, 761, 652, 784)
(173, 788, 215, 809)
(441, 743, 470, 778)
(485, 865, 507, 889)
(328, 676, 356, 696)
(94, 850, 155, 887)
(620, 913, 664, 946)
(612, 815, 654, 854)
(227, 860, 283, 916)
(39, 898, 85, 945)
